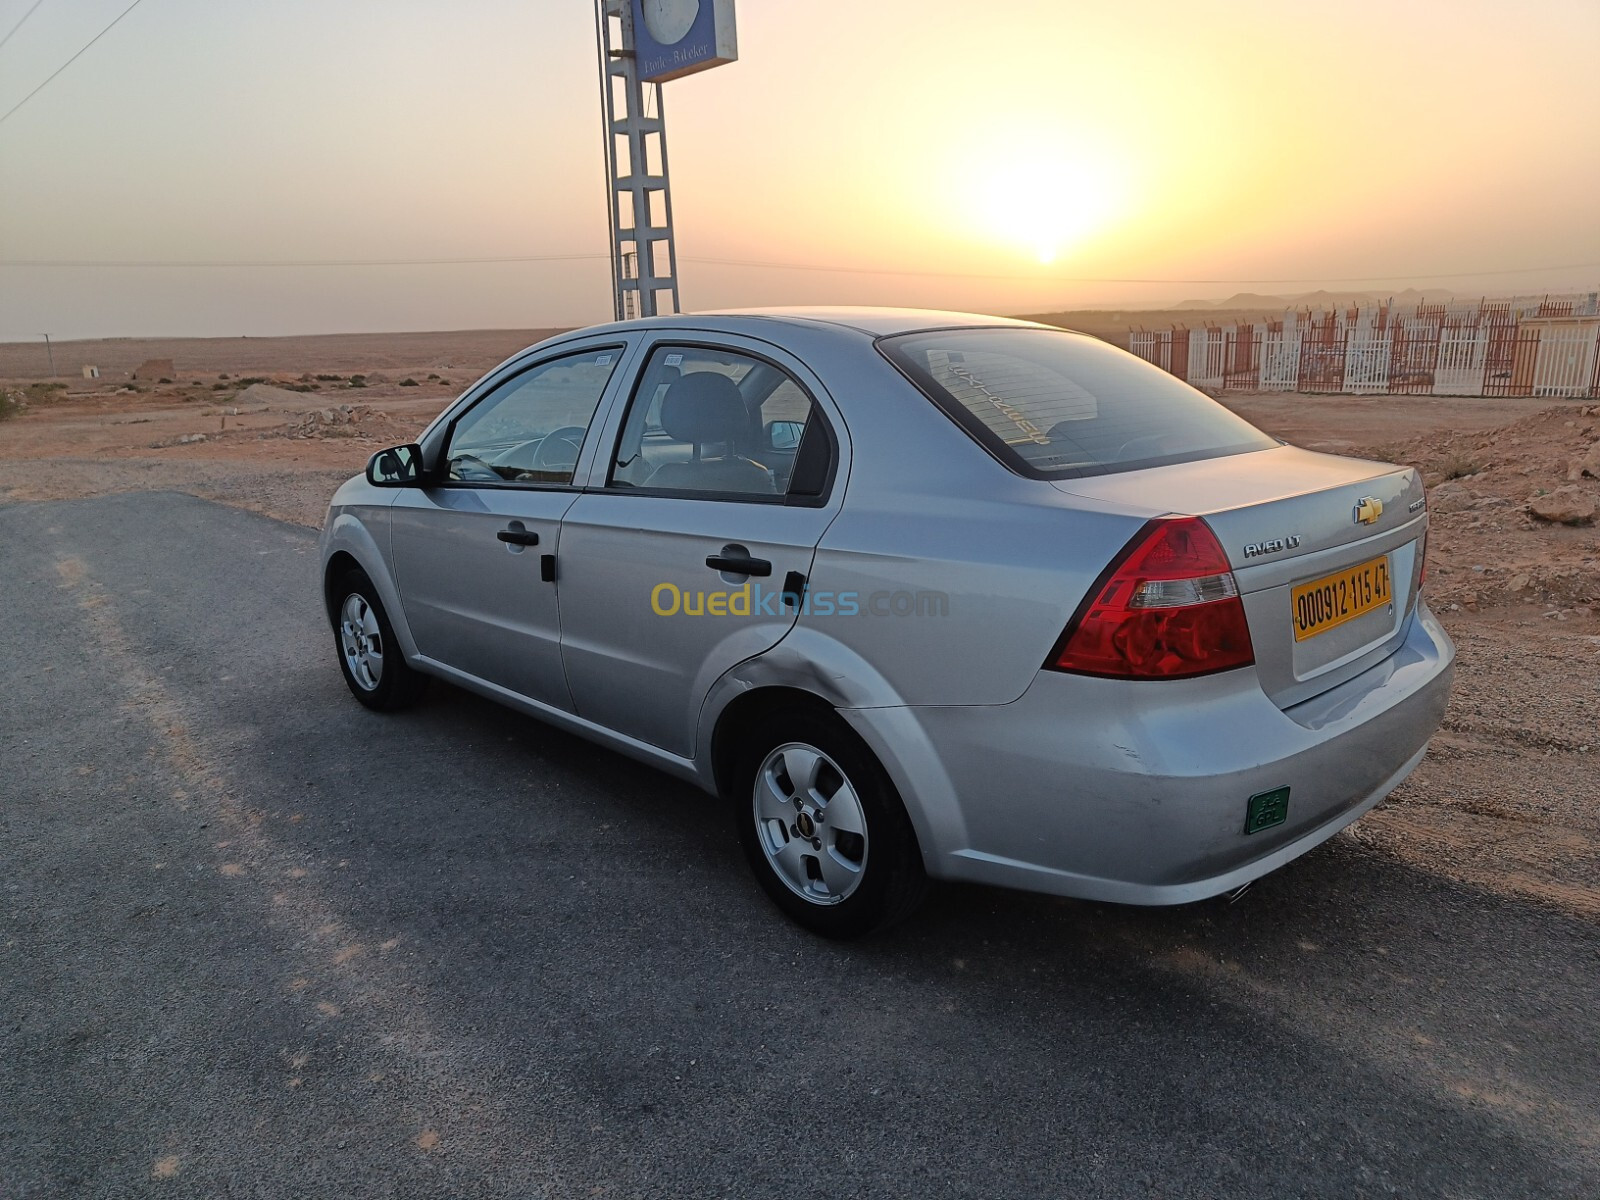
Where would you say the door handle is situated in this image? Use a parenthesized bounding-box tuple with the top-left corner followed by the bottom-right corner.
(496, 528, 540, 546)
(706, 548, 772, 577)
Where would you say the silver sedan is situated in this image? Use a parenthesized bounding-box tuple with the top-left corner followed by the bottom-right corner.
(319, 308, 1454, 937)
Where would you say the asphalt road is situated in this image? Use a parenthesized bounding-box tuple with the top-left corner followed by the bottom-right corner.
(2, 492, 1596, 1199)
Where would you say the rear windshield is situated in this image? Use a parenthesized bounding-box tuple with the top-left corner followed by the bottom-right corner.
(878, 327, 1277, 479)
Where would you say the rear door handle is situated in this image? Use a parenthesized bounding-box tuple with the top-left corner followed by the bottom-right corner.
(706, 547, 772, 577)
(496, 528, 540, 546)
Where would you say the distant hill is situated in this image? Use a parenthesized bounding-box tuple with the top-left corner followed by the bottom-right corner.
(1174, 287, 1460, 311)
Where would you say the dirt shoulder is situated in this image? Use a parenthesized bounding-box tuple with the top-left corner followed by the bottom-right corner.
(3, 332, 1595, 921)
(1, 369, 460, 527)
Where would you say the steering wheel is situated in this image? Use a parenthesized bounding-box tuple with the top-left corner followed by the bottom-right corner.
(449, 452, 502, 482)
(1115, 435, 1170, 462)
(528, 426, 588, 478)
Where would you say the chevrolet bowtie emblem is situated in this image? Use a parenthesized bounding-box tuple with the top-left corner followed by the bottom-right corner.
(1353, 496, 1384, 526)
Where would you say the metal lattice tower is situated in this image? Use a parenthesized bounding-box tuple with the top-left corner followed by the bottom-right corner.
(594, 0, 681, 321)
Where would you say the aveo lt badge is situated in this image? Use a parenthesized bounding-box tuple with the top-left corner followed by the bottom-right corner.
(1242, 535, 1302, 559)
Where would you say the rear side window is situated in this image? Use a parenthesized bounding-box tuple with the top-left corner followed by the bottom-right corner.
(879, 328, 1277, 479)
(608, 345, 831, 501)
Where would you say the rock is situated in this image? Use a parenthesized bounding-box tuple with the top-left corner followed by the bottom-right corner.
(234, 382, 308, 409)
(1529, 487, 1597, 526)
(1579, 443, 1600, 480)
(1429, 481, 1476, 513)
(176, 433, 207, 445)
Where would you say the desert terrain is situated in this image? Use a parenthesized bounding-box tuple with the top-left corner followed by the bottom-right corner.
(2, 325, 1597, 923)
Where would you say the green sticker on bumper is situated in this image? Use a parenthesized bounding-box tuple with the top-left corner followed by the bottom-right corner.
(1244, 786, 1290, 835)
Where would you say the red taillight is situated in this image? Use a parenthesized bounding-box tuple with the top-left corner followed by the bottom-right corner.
(1048, 516, 1255, 680)
(1418, 527, 1429, 590)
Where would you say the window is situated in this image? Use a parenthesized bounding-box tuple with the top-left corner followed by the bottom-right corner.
(609, 345, 824, 498)
(444, 347, 622, 485)
(879, 328, 1278, 479)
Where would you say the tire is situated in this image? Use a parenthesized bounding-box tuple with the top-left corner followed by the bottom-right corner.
(733, 707, 928, 938)
(331, 568, 426, 712)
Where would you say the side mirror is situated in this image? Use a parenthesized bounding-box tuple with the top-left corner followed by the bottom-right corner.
(366, 443, 424, 487)
(766, 420, 805, 451)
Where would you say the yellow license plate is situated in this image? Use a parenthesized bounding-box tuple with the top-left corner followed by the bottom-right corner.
(1291, 555, 1392, 642)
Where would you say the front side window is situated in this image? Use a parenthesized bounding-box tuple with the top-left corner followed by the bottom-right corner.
(609, 345, 823, 499)
(445, 347, 622, 485)
(879, 328, 1277, 479)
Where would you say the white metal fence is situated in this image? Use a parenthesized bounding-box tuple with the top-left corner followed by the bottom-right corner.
(1127, 293, 1600, 397)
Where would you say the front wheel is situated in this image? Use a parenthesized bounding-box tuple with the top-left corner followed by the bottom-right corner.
(734, 709, 928, 938)
(332, 568, 425, 711)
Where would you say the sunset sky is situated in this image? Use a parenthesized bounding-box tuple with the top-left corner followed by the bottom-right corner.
(1, 0, 1597, 339)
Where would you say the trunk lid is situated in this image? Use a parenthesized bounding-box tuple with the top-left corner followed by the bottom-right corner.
(1053, 445, 1426, 708)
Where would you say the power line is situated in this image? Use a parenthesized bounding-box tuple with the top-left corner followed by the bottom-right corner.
(0, 252, 1596, 286)
(0, 0, 49, 54)
(0, 252, 610, 268)
(0, 0, 147, 129)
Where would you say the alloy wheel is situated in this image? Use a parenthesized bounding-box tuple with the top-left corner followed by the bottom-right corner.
(752, 741, 869, 905)
(339, 592, 384, 691)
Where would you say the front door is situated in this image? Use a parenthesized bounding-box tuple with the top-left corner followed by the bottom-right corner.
(389, 343, 629, 712)
(556, 339, 846, 755)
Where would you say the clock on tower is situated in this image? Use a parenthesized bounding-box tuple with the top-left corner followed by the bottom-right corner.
(641, 0, 700, 45)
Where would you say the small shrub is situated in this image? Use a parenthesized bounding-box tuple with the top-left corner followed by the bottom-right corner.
(315, 374, 342, 382)
(426, 373, 440, 381)
(347, 375, 367, 389)
(1439, 455, 1483, 481)
(219, 373, 230, 380)
(158, 377, 173, 384)
(235, 376, 267, 387)
(400, 378, 419, 387)
(0, 391, 21, 420)
(283, 382, 317, 393)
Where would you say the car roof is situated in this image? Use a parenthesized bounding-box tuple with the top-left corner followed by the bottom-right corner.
(575, 306, 1057, 340)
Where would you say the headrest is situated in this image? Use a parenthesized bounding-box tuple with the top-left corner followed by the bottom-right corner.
(660, 372, 748, 446)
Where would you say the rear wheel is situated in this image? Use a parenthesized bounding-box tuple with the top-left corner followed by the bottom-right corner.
(332, 568, 425, 711)
(734, 708, 927, 938)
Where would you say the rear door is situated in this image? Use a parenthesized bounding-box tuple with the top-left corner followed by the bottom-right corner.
(555, 336, 846, 756)
(388, 342, 633, 711)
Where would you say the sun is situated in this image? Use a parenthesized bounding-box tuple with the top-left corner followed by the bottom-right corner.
(960, 138, 1127, 265)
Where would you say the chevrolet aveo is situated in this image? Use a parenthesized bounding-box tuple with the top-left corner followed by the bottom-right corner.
(319, 308, 1454, 937)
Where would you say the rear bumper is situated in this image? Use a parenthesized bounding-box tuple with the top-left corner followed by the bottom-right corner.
(842, 602, 1455, 905)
